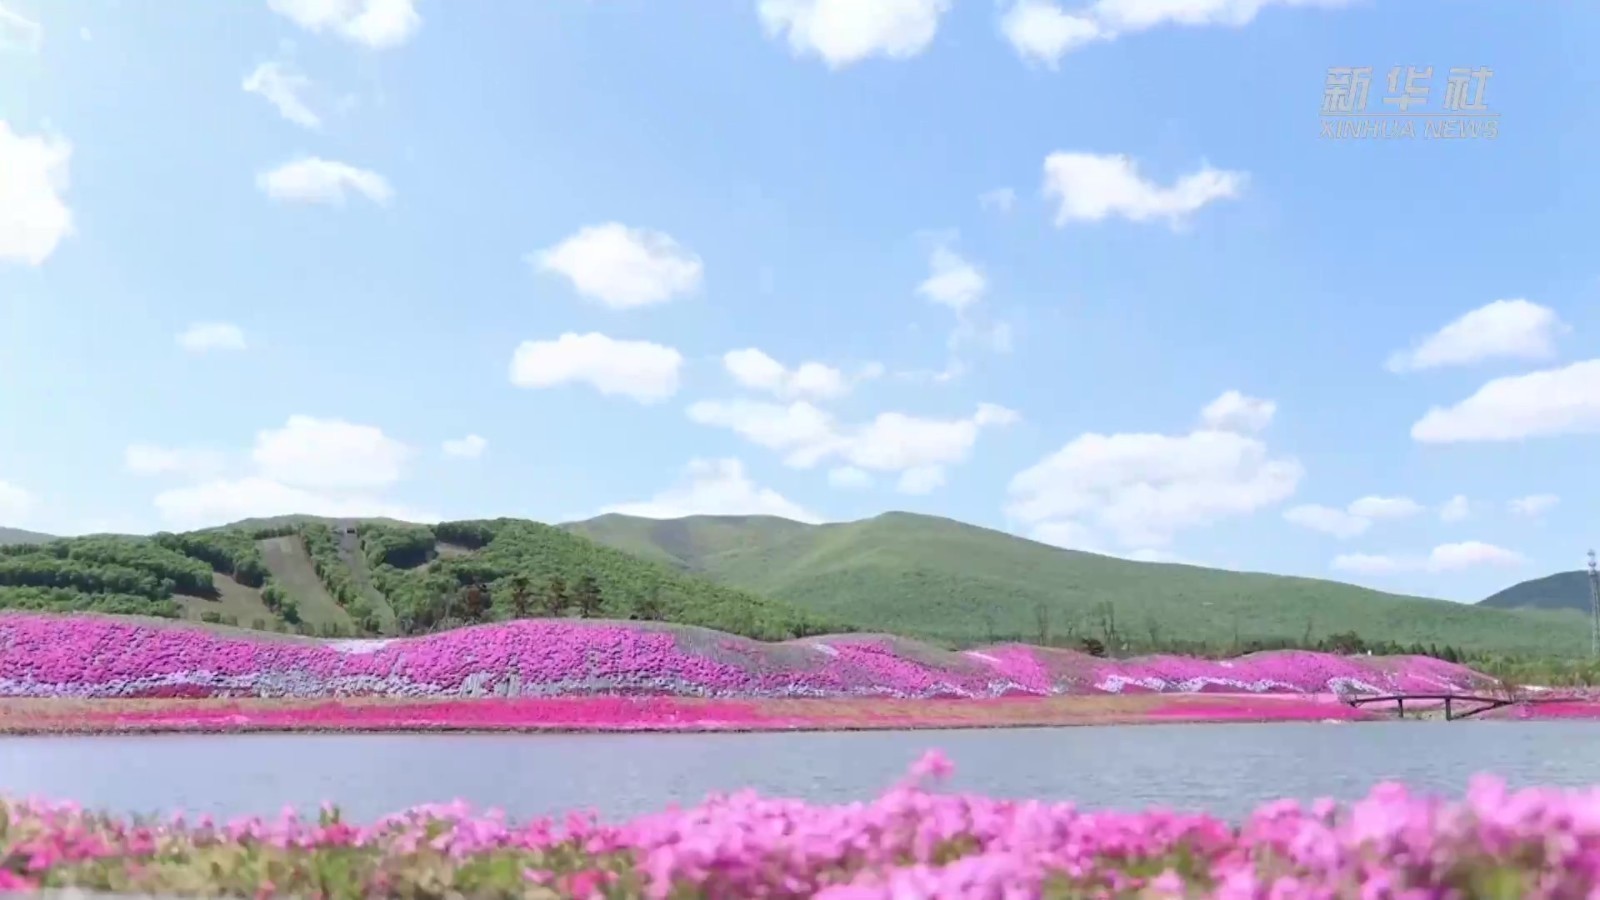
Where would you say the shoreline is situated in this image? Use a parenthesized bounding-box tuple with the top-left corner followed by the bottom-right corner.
(0, 692, 1553, 737)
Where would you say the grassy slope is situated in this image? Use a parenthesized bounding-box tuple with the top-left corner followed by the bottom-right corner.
(1479, 571, 1594, 614)
(333, 527, 398, 632)
(256, 536, 355, 630)
(172, 573, 279, 627)
(567, 514, 812, 570)
(367, 519, 839, 641)
(565, 511, 1587, 657)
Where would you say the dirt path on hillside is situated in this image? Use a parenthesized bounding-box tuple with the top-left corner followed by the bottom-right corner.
(256, 536, 354, 632)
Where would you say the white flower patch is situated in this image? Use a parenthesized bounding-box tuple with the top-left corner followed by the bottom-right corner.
(963, 651, 1001, 664)
(327, 640, 395, 654)
(809, 643, 839, 657)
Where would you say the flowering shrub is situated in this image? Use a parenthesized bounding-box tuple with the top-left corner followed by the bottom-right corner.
(0, 613, 1494, 701)
(3, 752, 1599, 897)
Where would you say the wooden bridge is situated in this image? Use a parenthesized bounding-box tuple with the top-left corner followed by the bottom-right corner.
(1341, 692, 1519, 721)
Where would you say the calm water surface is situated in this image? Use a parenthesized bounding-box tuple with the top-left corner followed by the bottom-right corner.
(3, 721, 1599, 822)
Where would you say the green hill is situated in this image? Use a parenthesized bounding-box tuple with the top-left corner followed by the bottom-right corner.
(563, 511, 1588, 658)
(0, 527, 56, 546)
(1480, 571, 1595, 614)
(0, 517, 839, 642)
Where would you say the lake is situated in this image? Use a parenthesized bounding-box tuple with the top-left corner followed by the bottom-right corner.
(4, 721, 1600, 823)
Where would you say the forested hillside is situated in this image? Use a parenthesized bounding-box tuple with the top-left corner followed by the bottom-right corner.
(1, 509, 1586, 657)
(0, 517, 841, 642)
(565, 511, 1589, 659)
(1480, 571, 1595, 614)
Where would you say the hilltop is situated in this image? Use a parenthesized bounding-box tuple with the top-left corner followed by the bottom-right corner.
(563, 511, 1587, 658)
(0, 527, 56, 546)
(1480, 571, 1595, 614)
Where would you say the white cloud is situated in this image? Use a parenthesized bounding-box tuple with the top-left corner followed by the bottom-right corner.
(509, 332, 683, 404)
(917, 245, 987, 311)
(1009, 395, 1301, 549)
(1000, 0, 1103, 67)
(1428, 541, 1526, 571)
(1347, 495, 1424, 520)
(1410, 359, 1600, 443)
(124, 444, 228, 480)
(896, 465, 946, 495)
(532, 223, 703, 310)
(0, 121, 73, 266)
(757, 0, 951, 68)
(1329, 552, 1405, 575)
(176, 322, 247, 353)
(0, 3, 41, 52)
(252, 415, 411, 490)
(1386, 299, 1567, 373)
(138, 415, 428, 530)
(1508, 493, 1559, 518)
(827, 466, 873, 489)
(601, 458, 821, 523)
(723, 348, 850, 400)
(910, 238, 1011, 381)
(153, 477, 433, 532)
(267, 0, 420, 49)
(0, 480, 34, 522)
(1439, 494, 1470, 523)
(243, 61, 321, 129)
(1333, 541, 1527, 575)
(1199, 390, 1275, 433)
(1283, 504, 1369, 540)
(1285, 494, 1422, 539)
(686, 399, 838, 455)
(257, 157, 393, 206)
(1043, 152, 1245, 228)
(979, 187, 1017, 213)
(441, 434, 487, 460)
(1000, 0, 1355, 67)
(689, 400, 1017, 489)
(1028, 521, 1190, 564)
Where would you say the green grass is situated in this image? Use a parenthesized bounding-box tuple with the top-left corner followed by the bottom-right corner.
(564, 511, 1589, 658)
(173, 573, 279, 628)
(256, 536, 355, 631)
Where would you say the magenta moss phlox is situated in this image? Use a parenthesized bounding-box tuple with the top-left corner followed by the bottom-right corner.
(2, 752, 1599, 897)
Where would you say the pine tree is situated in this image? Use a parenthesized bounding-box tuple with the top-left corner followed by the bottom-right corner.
(541, 576, 569, 617)
(509, 574, 531, 619)
(572, 574, 603, 619)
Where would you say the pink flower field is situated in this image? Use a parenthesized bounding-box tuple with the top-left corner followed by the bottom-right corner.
(0, 612, 1499, 702)
(0, 692, 1383, 735)
(5, 751, 1600, 897)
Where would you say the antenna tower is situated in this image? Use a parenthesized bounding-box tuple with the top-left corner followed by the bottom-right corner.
(1588, 550, 1600, 659)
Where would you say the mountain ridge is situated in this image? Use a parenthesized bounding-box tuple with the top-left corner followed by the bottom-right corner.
(563, 510, 1586, 656)
(3, 511, 1590, 656)
(1480, 570, 1596, 614)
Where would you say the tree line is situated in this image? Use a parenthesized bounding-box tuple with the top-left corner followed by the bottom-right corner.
(310, 520, 842, 640)
(953, 600, 1476, 664)
(0, 526, 299, 623)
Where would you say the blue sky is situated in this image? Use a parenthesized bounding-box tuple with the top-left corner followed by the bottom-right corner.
(1, 0, 1596, 603)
